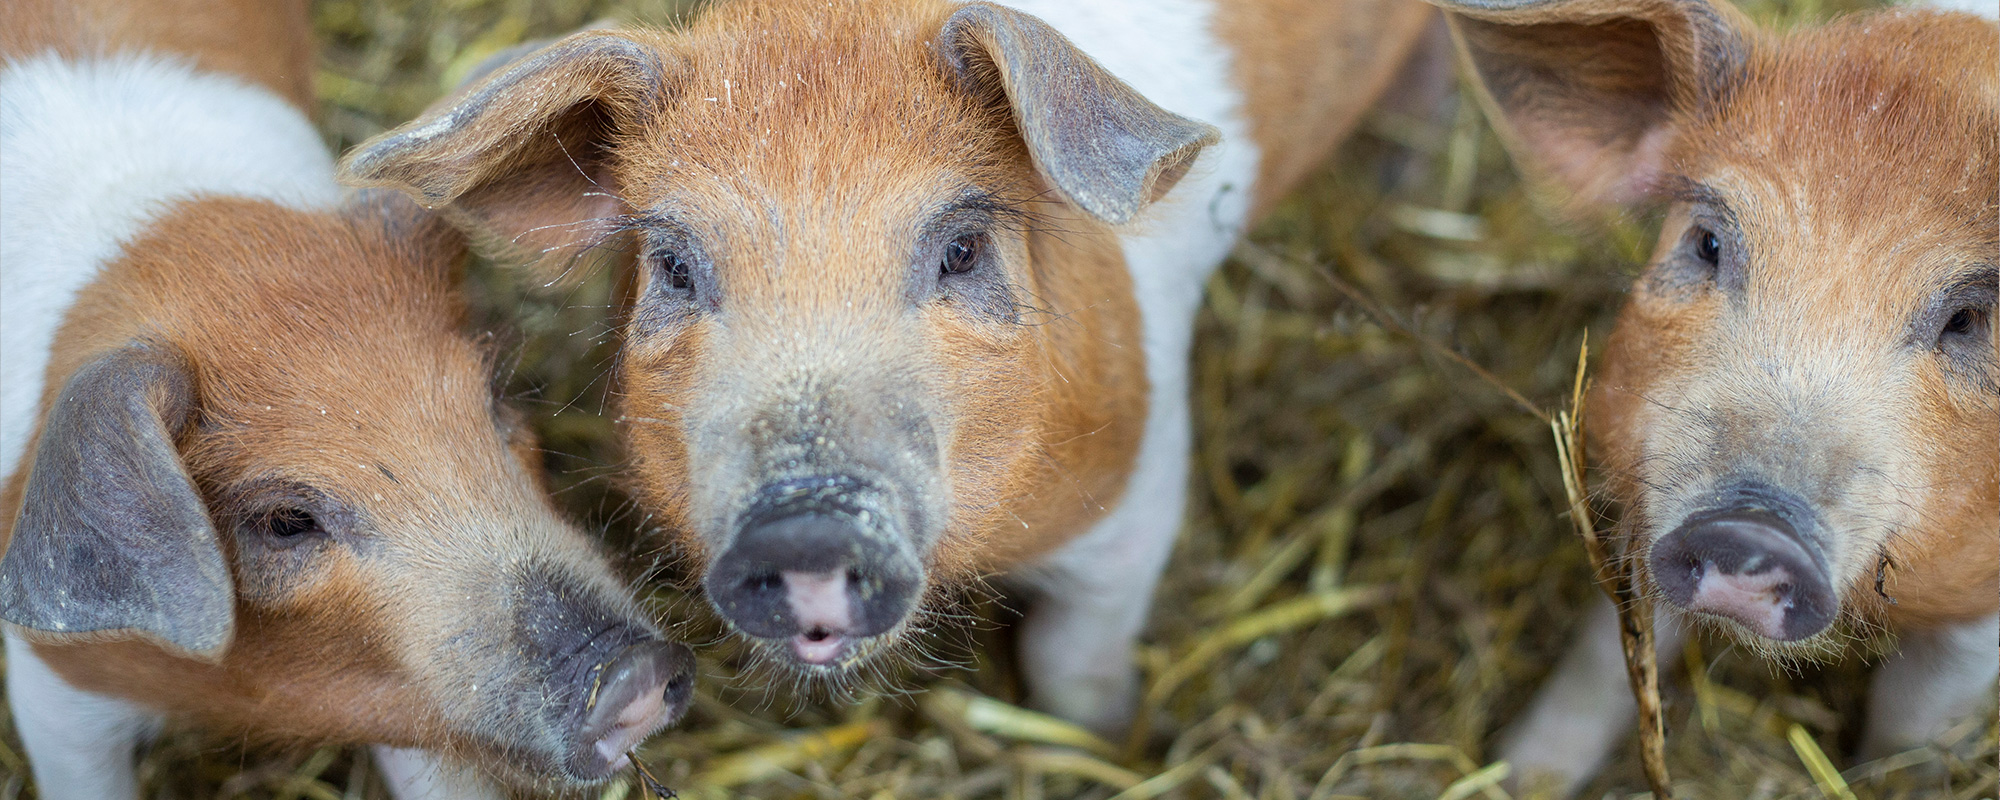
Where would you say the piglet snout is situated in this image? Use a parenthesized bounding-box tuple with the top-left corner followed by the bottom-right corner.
(706, 509, 921, 665)
(576, 640, 695, 776)
(1650, 504, 1836, 641)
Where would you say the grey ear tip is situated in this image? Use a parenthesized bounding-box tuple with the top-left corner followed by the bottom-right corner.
(1081, 199, 1137, 226)
(1186, 121, 1223, 149)
(335, 147, 386, 182)
(172, 621, 235, 662)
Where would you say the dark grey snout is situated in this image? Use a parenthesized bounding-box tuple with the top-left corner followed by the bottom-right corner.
(706, 494, 922, 665)
(570, 639, 695, 779)
(1650, 491, 1836, 642)
(513, 570, 695, 782)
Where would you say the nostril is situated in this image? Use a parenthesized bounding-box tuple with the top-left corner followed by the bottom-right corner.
(663, 671, 693, 710)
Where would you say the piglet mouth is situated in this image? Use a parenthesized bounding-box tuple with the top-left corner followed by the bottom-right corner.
(791, 625, 852, 665)
(780, 568, 864, 665)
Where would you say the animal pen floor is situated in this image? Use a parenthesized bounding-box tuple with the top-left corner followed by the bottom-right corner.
(0, 0, 1992, 797)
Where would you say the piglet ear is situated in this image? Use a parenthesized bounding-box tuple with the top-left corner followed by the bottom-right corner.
(0, 343, 234, 662)
(338, 30, 674, 276)
(1430, 0, 1749, 208)
(938, 3, 1221, 225)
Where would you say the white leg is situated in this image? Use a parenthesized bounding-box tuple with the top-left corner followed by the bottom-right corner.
(1858, 612, 1999, 761)
(1497, 598, 1686, 799)
(1017, 388, 1193, 735)
(371, 745, 509, 800)
(4, 631, 161, 800)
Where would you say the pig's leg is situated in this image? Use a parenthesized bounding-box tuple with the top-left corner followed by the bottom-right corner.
(1016, 393, 1193, 734)
(1496, 597, 1687, 798)
(5, 631, 160, 800)
(1858, 612, 1999, 761)
(371, 745, 508, 800)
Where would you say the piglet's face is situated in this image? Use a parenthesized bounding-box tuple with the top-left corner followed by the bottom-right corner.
(340, 0, 1215, 677)
(1434, 0, 1998, 652)
(614, 14, 1051, 674)
(0, 197, 692, 787)
(1598, 163, 1996, 651)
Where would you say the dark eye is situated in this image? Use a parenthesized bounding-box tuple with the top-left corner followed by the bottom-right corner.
(1940, 305, 1989, 345)
(652, 251, 693, 292)
(260, 507, 320, 539)
(1693, 227, 1722, 265)
(1944, 304, 1976, 332)
(941, 234, 981, 276)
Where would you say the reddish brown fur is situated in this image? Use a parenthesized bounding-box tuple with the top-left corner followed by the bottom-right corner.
(8, 198, 477, 746)
(0, 0, 316, 110)
(4, 0, 692, 782)
(599, 1, 1145, 580)
(1590, 10, 1999, 637)
(1217, 0, 1438, 216)
(339, 0, 1452, 692)
(560, 0, 1435, 579)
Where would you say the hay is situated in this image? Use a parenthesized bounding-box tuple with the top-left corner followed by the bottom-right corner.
(1, 0, 1993, 797)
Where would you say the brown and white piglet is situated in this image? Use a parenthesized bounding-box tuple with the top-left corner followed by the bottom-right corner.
(1420, 0, 1998, 791)
(339, 0, 1436, 732)
(0, 1, 692, 796)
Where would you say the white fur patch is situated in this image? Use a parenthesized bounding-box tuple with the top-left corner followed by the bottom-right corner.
(989, 0, 1258, 557)
(0, 52, 341, 480)
(981, 0, 1260, 725)
(371, 745, 509, 800)
(5, 630, 162, 800)
(1912, 0, 1998, 19)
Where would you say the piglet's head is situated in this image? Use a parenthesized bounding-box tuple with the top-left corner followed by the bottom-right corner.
(0, 195, 692, 786)
(1437, 0, 1998, 653)
(340, 0, 1216, 676)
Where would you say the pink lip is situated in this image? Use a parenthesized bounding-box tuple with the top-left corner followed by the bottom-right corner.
(591, 685, 672, 773)
(790, 631, 848, 664)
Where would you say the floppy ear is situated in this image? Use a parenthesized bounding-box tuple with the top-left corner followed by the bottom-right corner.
(0, 343, 233, 661)
(1431, 0, 1750, 208)
(937, 3, 1221, 225)
(338, 30, 672, 272)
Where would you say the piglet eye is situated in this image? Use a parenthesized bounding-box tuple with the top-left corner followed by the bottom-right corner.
(1941, 305, 1988, 344)
(942, 234, 981, 276)
(1693, 227, 1722, 265)
(652, 251, 693, 292)
(1944, 308, 1976, 335)
(261, 507, 320, 539)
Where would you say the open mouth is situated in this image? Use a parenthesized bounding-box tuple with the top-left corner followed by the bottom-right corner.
(792, 625, 850, 664)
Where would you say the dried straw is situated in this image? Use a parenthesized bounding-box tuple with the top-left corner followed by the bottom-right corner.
(0, 0, 1991, 798)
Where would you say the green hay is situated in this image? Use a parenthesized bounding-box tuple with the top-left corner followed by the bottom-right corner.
(1, 0, 1992, 798)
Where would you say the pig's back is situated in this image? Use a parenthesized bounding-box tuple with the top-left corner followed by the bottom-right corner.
(0, 52, 339, 480)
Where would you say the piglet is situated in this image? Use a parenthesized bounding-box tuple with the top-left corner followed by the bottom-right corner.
(1420, 0, 1998, 792)
(339, 0, 1436, 733)
(0, 0, 693, 796)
